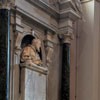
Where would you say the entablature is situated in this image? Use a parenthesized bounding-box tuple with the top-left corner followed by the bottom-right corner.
(10, 0, 81, 34)
(26, 0, 60, 19)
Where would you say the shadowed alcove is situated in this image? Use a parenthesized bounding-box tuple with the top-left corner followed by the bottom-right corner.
(20, 34, 42, 60)
(21, 34, 35, 49)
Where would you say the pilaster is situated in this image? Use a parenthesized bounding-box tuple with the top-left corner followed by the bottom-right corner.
(44, 30, 55, 67)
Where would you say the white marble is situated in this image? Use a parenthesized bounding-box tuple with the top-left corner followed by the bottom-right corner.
(24, 68, 47, 100)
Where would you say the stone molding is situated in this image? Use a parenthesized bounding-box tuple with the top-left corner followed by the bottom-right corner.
(59, 18, 74, 44)
(15, 6, 58, 33)
(20, 63, 48, 75)
(44, 31, 55, 66)
(81, 0, 93, 3)
(26, 0, 59, 18)
(0, 0, 15, 9)
(58, 0, 81, 44)
(59, 32, 74, 44)
(11, 0, 82, 45)
(12, 0, 81, 33)
(26, 0, 80, 20)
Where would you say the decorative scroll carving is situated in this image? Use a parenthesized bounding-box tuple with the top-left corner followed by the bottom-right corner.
(45, 31, 54, 66)
(20, 38, 42, 66)
(45, 46, 54, 65)
(0, 0, 13, 8)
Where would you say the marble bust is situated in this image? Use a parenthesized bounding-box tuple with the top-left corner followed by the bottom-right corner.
(20, 38, 42, 66)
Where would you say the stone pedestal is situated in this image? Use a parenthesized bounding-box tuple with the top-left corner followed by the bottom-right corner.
(20, 63, 48, 100)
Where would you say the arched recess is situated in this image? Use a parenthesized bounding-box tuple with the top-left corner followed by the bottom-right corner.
(15, 32, 33, 50)
(21, 34, 35, 49)
(20, 34, 42, 60)
(15, 31, 41, 49)
(13, 32, 43, 100)
(14, 32, 34, 64)
(15, 31, 44, 64)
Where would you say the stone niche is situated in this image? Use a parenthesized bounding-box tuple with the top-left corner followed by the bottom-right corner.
(20, 63, 48, 100)
(18, 34, 48, 100)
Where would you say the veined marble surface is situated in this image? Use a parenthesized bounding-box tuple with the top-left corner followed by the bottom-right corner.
(25, 68, 47, 100)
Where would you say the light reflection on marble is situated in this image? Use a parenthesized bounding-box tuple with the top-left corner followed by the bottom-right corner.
(25, 69, 46, 100)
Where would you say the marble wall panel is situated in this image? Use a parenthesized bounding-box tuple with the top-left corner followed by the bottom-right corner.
(22, 68, 47, 100)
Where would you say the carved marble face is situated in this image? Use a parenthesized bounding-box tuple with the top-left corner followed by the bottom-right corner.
(32, 39, 41, 52)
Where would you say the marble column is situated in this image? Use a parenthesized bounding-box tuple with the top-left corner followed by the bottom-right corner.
(59, 19, 74, 100)
(62, 43, 70, 100)
(0, 9, 10, 100)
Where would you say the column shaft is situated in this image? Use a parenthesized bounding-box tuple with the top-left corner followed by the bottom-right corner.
(0, 9, 10, 100)
(62, 43, 70, 100)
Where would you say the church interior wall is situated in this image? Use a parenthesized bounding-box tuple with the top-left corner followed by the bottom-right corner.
(76, 1, 94, 99)
(76, 1, 100, 100)
(94, 1, 100, 100)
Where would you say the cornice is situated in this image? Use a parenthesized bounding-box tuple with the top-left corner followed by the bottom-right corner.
(26, 0, 60, 19)
(60, 0, 81, 20)
(12, 0, 81, 34)
(25, 0, 81, 20)
(81, 0, 93, 3)
(60, 0, 76, 11)
(20, 63, 48, 75)
(60, 8, 80, 20)
(15, 6, 58, 33)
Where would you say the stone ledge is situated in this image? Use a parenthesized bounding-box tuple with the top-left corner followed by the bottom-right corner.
(60, 8, 80, 20)
(20, 63, 48, 75)
(15, 6, 58, 33)
(26, 0, 59, 19)
(60, 0, 76, 10)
